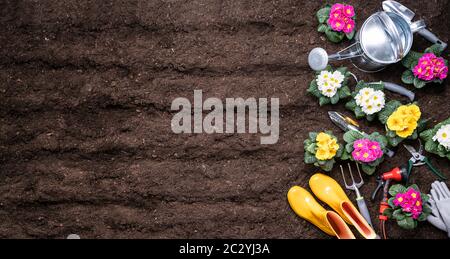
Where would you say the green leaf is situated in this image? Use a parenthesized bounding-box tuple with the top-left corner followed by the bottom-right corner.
(366, 114, 375, 122)
(378, 100, 401, 124)
(345, 100, 357, 111)
(316, 7, 331, 23)
(308, 80, 321, 98)
(413, 77, 427, 88)
(319, 96, 331, 106)
(393, 209, 406, 221)
(401, 70, 415, 84)
(361, 164, 376, 175)
(321, 159, 334, 172)
(306, 143, 317, 154)
(345, 143, 353, 153)
(345, 30, 355, 40)
(425, 44, 444, 56)
(425, 139, 438, 152)
(420, 129, 433, 141)
(304, 152, 317, 164)
(325, 28, 345, 43)
(389, 184, 407, 196)
(309, 132, 318, 140)
(317, 24, 328, 33)
(388, 135, 404, 147)
(401, 51, 421, 68)
(330, 93, 340, 104)
(338, 85, 351, 99)
(343, 130, 362, 144)
(341, 149, 350, 160)
(397, 217, 416, 230)
(388, 197, 395, 208)
(354, 106, 365, 118)
(383, 208, 393, 218)
(418, 212, 427, 221)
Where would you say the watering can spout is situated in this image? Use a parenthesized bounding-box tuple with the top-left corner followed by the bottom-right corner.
(308, 43, 363, 71)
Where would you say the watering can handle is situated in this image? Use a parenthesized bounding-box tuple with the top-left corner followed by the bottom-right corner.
(383, 82, 415, 101)
(418, 29, 448, 50)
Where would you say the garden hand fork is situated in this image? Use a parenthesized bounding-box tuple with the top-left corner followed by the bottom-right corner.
(340, 163, 373, 227)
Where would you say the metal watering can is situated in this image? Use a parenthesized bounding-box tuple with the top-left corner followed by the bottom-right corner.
(308, 1, 447, 73)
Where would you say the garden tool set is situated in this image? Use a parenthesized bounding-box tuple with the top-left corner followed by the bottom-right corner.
(289, 0, 448, 239)
(308, 0, 447, 72)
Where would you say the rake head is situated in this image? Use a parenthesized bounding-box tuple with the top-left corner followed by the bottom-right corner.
(340, 163, 364, 191)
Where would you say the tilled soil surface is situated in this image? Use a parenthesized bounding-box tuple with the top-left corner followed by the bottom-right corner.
(0, 0, 449, 239)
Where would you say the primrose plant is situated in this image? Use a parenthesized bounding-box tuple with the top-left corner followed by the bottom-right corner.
(316, 3, 356, 43)
(308, 66, 351, 106)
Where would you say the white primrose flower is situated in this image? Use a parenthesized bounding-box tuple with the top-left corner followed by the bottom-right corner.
(321, 85, 338, 97)
(330, 71, 345, 86)
(432, 124, 450, 149)
(316, 70, 343, 98)
(355, 88, 385, 115)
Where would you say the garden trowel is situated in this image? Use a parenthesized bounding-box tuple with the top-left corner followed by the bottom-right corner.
(328, 111, 395, 157)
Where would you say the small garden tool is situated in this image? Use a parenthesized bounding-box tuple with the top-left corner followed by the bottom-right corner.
(403, 140, 446, 180)
(328, 111, 395, 157)
(340, 163, 373, 227)
(371, 166, 409, 239)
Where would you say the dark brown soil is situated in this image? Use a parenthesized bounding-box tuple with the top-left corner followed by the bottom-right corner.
(0, 0, 449, 239)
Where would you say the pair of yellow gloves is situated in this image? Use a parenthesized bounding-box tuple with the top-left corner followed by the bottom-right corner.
(288, 173, 376, 239)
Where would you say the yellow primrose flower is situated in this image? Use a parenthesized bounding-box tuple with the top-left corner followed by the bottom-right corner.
(315, 132, 339, 160)
(387, 104, 421, 138)
(315, 148, 331, 160)
(316, 132, 331, 144)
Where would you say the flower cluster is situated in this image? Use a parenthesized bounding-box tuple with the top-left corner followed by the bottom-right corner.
(304, 131, 342, 172)
(342, 131, 387, 175)
(316, 70, 345, 97)
(385, 184, 430, 230)
(420, 118, 450, 160)
(315, 132, 340, 160)
(413, 53, 448, 81)
(355, 87, 385, 115)
(387, 104, 421, 138)
(327, 3, 355, 34)
(351, 139, 383, 163)
(432, 124, 450, 149)
(401, 44, 448, 88)
(393, 189, 423, 219)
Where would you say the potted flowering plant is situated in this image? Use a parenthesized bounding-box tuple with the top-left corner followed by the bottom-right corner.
(304, 131, 343, 172)
(316, 3, 356, 43)
(342, 130, 387, 175)
(420, 117, 450, 160)
(383, 184, 431, 230)
(345, 81, 386, 122)
(378, 101, 426, 147)
(401, 44, 448, 88)
(307, 66, 351, 106)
